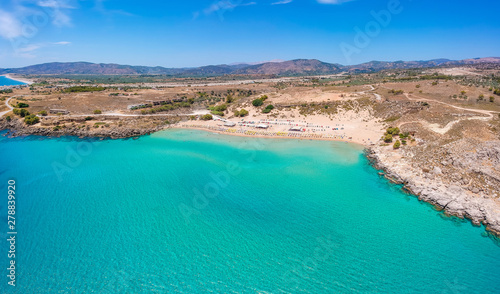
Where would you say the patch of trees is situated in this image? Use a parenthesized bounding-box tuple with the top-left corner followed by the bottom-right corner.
(0, 89, 13, 94)
(15, 102, 29, 108)
(201, 114, 213, 120)
(263, 105, 274, 113)
(24, 114, 40, 125)
(419, 74, 451, 81)
(140, 102, 191, 115)
(63, 86, 106, 93)
(130, 104, 153, 110)
(13, 108, 30, 117)
(386, 127, 400, 135)
(234, 109, 249, 117)
(384, 127, 413, 146)
(388, 89, 404, 95)
(252, 95, 268, 107)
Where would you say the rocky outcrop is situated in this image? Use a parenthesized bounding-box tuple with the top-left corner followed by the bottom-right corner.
(366, 147, 500, 237)
(0, 118, 165, 139)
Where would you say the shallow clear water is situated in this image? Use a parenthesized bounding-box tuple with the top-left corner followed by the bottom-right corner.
(0, 76, 25, 86)
(0, 129, 499, 293)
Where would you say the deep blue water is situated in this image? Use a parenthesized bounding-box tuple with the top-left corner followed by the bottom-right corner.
(0, 129, 499, 293)
(0, 76, 25, 86)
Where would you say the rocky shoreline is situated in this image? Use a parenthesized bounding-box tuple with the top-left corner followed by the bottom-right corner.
(0, 119, 165, 139)
(365, 147, 500, 238)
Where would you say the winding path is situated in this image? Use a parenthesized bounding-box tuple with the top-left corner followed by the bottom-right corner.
(395, 92, 498, 134)
(0, 97, 15, 117)
(1, 95, 209, 118)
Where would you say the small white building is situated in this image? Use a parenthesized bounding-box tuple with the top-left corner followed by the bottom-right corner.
(256, 124, 269, 129)
(224, 121, 236, 127)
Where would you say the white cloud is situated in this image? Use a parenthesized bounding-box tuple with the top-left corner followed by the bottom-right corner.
(272, 0, 293, 5)
(14, 41, 71, 59)
(317, 0, 355, 4)
(18, 44, 41, 53)
(0, 10, 23, 39)
(37, 0, 75, 9)
(36, 0, 75, 26)
(53, 41, 71, 45)
(203, 1, 256, 15)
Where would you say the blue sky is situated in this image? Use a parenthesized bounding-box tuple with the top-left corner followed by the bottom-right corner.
(0, 0, 499, 68)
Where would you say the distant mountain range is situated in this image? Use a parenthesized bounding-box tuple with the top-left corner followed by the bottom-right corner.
(1, 57, 499, 77)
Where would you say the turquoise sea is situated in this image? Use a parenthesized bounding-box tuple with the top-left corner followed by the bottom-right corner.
(0, 129, 499, 293)
(0, 76, 25, 86)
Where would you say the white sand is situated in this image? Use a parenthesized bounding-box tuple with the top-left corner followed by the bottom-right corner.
(3, 74, 34, 85)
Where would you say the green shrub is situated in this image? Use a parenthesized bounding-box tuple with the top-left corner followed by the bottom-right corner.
(24, 114, 40, 125)
(262, 108, 271, 113)
(6, 116, 11, 122)
(85, 116, 93, 121)
(13, 108, 30, 117)
(38, 110, 47, 116)
(16, 102, 29, 108)
(393, 140, 401, 149)
(265, 104, 274, 110)
(93, 110, 102, 114)
(234, 109, 249, 117)
(63, 86, 106, 93)
(214, 104, 227, 112)
(384, 134, 393, 143)
(252, 99, 264, 107)
(211, 111, 224, 116)
(386, 127, 400, 135)
(399, 132, 410, 139)
(201, 114, 213, 120)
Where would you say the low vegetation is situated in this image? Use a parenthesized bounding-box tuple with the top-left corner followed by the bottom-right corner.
(63, 86, 106, 93)
(201, 114, 213, 120)
(234, 109, 249, 117)
(24, 114, 40, 125)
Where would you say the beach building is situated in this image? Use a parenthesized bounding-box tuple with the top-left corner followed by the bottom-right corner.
(224, 121, 236, 127)
(289, 126, 304, 132)
(256, 124, 269, 129)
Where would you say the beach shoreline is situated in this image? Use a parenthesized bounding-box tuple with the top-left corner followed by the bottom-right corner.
(2, 74, 34, 85)
(172, 125, 368, 147)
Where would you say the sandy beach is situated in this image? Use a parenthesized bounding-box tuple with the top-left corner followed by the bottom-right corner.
(2, 74, 34, 85)
(176, 107, 385, 146)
